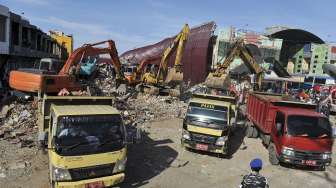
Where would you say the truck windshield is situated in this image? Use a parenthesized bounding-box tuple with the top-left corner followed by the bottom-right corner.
(287, 115, 332, 138)
(54, 115, 125, 156)
(186, 103, 227, 130)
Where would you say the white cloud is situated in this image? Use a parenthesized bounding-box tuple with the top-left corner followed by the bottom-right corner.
(31, 16, 151, 52)
(12, 0, 50, 6)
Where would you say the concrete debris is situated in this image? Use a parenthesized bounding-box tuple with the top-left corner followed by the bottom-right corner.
(118, 93, 188, 126)
(0, 101, 37, 148)
(8, 162, 27, 170)
(0, 104, 14, 118)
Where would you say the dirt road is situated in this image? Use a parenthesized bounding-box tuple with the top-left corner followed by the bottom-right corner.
(0, 118, 335, 188)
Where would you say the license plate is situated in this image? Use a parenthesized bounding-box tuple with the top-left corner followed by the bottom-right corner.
(302, 160, 317, 166)
(196, 144, 208, 151)
(85, 181, 104, 188)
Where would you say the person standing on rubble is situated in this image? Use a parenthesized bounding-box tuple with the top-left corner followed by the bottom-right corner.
(240, 158, 269, 188)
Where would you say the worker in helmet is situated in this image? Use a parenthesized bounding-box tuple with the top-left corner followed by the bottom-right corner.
(240, 158, 269, 188)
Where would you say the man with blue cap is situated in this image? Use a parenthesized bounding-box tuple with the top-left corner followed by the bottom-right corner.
(240, 158, 269, 188)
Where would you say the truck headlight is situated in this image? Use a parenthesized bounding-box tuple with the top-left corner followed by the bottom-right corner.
(113, 157, 127, 173)
(282, 147, 295, 156)
(182, 130, 190, 140)
(215, 136, 226, 146)
(322, 153, 331, 160)
(53, 167, 71, 181)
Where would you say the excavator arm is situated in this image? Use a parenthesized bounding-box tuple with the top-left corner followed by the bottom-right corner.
(155, 24, 190, 84)
(238, 42, 264, 88)
(205, 38, 264, 90)
(59, 40, 125, 82)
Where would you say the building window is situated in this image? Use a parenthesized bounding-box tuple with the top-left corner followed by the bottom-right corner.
(315, 55, 318, 58)
(0, 15, 6, 42)
(325, 56, 328, 59)
(313, 65, 317, 68)
(299, 55, 302, 58)
(298, 60, 302, 63)
(11, 21, 20, 45)
(298, 65, 301, 68)
(324, 61, 327, 64)
(313, 70, 315, 73)
(314, 60, 318, 64)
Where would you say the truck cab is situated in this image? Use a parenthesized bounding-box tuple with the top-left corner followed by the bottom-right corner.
(272, 107, 333, 167)
(38, 96, 135, 188)
(246, 92, 334, 168)
(181, 93, 237, 155)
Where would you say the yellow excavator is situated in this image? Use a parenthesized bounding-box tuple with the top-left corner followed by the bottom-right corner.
(140, 24, 190, 95)
(205, 38, 264, 91)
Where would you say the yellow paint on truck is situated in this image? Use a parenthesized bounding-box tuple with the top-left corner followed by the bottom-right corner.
(39, 96, 129, 188)
(181, 93, 236, 155)
(56, 174, 125, 188)
(187, 125, 222, 136)
(49, 148, 126, 169)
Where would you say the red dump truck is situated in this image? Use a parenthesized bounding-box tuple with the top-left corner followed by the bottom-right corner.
(245, 92, 334, 168)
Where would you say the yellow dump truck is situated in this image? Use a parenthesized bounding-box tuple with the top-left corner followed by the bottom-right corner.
(37, 96, 139, 188)
(181, 93, 237, 155)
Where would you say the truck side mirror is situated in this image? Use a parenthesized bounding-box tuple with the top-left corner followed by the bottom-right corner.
(276, 123, 282, 135)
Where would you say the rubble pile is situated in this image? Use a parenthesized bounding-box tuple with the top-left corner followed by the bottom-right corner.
(118, 93, 188, 126)
(86, 63, 119, 96)
(0, 102, 37, 148)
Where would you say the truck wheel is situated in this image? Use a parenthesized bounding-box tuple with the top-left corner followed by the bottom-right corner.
(268, 143, 279, 165)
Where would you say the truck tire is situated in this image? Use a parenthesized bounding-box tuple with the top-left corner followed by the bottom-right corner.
(268, 143, 279, 165)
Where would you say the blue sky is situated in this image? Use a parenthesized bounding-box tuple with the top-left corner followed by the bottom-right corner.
(1, 0, 335, 52)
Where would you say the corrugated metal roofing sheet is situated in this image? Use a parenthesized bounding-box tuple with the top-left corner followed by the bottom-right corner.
(120, 22, 216, 85)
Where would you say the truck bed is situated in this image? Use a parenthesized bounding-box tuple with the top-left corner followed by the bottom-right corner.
(246, 92, 316, 134)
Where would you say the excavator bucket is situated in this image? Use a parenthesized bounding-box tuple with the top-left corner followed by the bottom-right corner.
(204, 73, 231, 89)
(165, 68, 183, 85)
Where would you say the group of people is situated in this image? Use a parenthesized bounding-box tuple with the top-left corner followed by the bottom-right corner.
(296, 85, 336, 117)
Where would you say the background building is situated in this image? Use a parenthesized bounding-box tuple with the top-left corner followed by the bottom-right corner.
(213, 25, 335, 78)
(212, 27, 283, 71)
(49, 30, 73, 55)
(0, 4, 70, 89)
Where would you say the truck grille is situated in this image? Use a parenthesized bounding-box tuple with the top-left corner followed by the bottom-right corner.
(294, 150, 323, 160)
(69, 163, 114, 181)
(190, 132, 217, 144)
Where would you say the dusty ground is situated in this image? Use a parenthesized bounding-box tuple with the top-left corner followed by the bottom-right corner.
(0, 118, 335, 188)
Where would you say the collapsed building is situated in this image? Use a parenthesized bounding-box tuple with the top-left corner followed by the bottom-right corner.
(120, 22, 216, 85)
